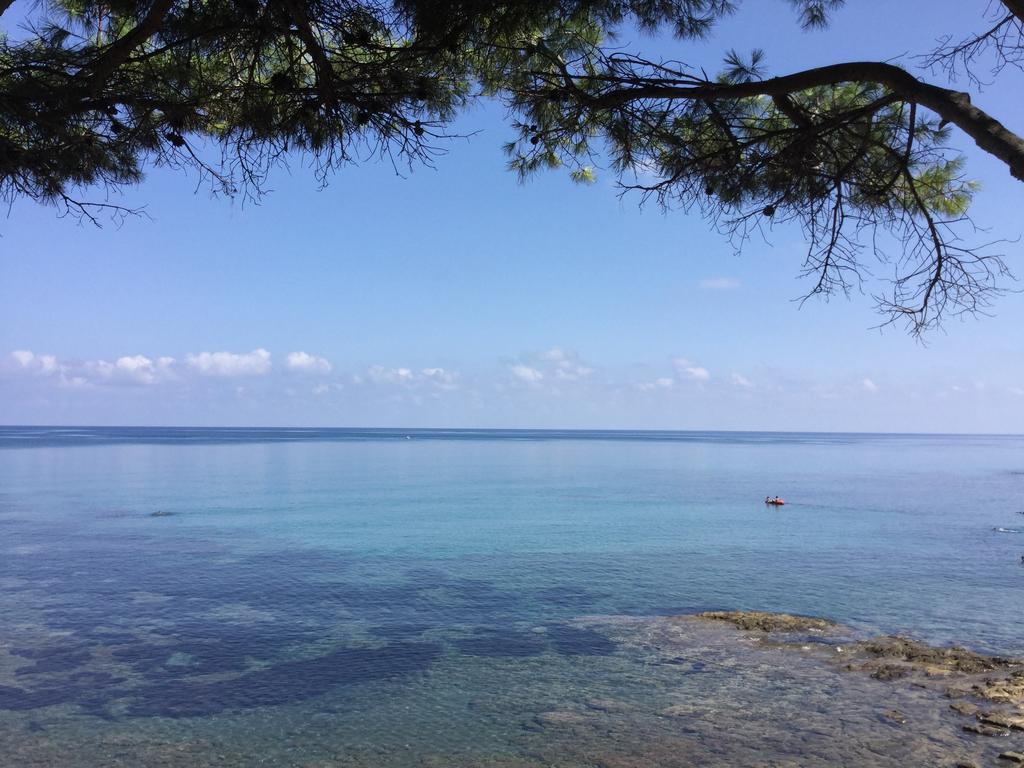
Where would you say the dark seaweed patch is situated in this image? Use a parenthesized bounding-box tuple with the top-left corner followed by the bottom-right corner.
(13, 648, 92, 676)
(546, 625, 617, 656)
(533, 585, 607, 610)
(0, 684, 78, 711)
(403, 566, 450, 584)
(453, 628, 546, 658)
(368, 623, 433, 641)
(78, 630, 140, 645)
(0, 669, 129, 713)
(109, 622, 306, 680)
(125, 641, 442, 718)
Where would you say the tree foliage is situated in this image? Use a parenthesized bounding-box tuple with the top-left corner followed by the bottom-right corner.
(2, 0, 1023, 332)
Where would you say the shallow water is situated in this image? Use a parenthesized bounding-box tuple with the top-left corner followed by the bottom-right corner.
(1, 427, 1023, 765)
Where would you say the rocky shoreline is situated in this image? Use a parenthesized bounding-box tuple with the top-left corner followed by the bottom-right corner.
(518, 609, 1024, 767)
(4, 608, 1024, 767)
(690, 610, 1024, 765)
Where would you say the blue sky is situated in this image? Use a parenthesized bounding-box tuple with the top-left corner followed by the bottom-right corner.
(2, 0, 1023, 431)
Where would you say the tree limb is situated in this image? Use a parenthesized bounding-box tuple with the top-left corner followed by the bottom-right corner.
(584, 61, 1024, 181)
(279, 0, 338, 97)
(85, 0, 176, 89)
(1002, 0, 1024, 24)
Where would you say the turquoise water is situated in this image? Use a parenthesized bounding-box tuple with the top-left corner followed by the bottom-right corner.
(1, 427, 1023, 765)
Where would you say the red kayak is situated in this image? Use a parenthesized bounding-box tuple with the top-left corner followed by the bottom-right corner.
(765, 498, 785, 506)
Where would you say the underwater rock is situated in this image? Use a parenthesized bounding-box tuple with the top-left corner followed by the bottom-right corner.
(533, 710, 590, 728)
(999, 752, 1024, 763)
(149, 510, 175, 518)
(883, 709, 907, 724)
(974, 671, 1024, 704)
(980, 712, 1024, 731)
(857, 636, 1013, 674)
(585, 698, 631, 713)
(683, 612, 1023, 700)
(963, 723, 1010, 737)
(694, 611, 836, 633)
(659, 704, 702, 718)
(950, 701, 980, 716)
(870, 664, 911, 681)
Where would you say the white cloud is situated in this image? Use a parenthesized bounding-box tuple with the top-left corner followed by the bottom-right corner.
(115, 355, 153, 373)
(541, 348, 569, 363)
(674, 358, 710, 382)
(546, 348, 594, 382)
(9, 349, 59, 375)
(82, 354, 177, 386)
(514, 348, 594, 383)
(7, 350, 179, 387)
(699, 277, 741, 291)
(286, 351, 332, 374)
(119, 355, 170, 384)
(638, 377, 675, 392)
(1009, 386, 1024, 397)
(358, 365, 461, 392)
(187, 349, 271, 377)
(731, 373, 754, 388)
(112, 355, 157, 385)
(510, 364, 544, 384)
(11, 350, 34, 367)
(421, 367, 460, 390)
(555, 366, 593, 381)
(367, 365, 416, 384)
(862, 378, 879, 393)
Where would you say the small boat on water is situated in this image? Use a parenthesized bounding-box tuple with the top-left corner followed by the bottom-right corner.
(765, 497, 785, 506)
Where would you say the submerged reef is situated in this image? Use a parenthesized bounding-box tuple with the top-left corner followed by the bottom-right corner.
(522, 610, 1024, 768)
(2, 609, 1024, 767)
(688, 610, 1024, 759)
(694, 610, 837, 633)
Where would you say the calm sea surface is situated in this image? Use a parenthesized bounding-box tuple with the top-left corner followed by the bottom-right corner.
(1, 427, 1023, 766)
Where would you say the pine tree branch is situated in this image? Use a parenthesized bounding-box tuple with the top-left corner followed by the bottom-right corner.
(1002, 0, 1024, 24)
(584, 61, 1024, 181)
(85, 0, 176, 89)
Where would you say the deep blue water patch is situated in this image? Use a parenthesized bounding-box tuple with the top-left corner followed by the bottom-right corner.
(12, 646, 93, 676)
(533, 585, 611, 609)
(545, 625, 617, 656)
(368, 623, 434, 641)
(124, 641, 443, 718)
(0, 668, 126, 714)
(453, 628, 547, 658)
(108, 621, 314, 680)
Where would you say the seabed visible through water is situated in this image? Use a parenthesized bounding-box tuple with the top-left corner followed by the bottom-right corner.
(4, 427, 1024, 766)
(2, 610, 1023, 767)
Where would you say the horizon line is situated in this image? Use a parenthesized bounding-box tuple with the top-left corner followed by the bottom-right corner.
(3, 424, 1023, 438)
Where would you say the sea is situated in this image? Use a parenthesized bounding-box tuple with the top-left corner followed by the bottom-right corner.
(1, 426, 1023, 766)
